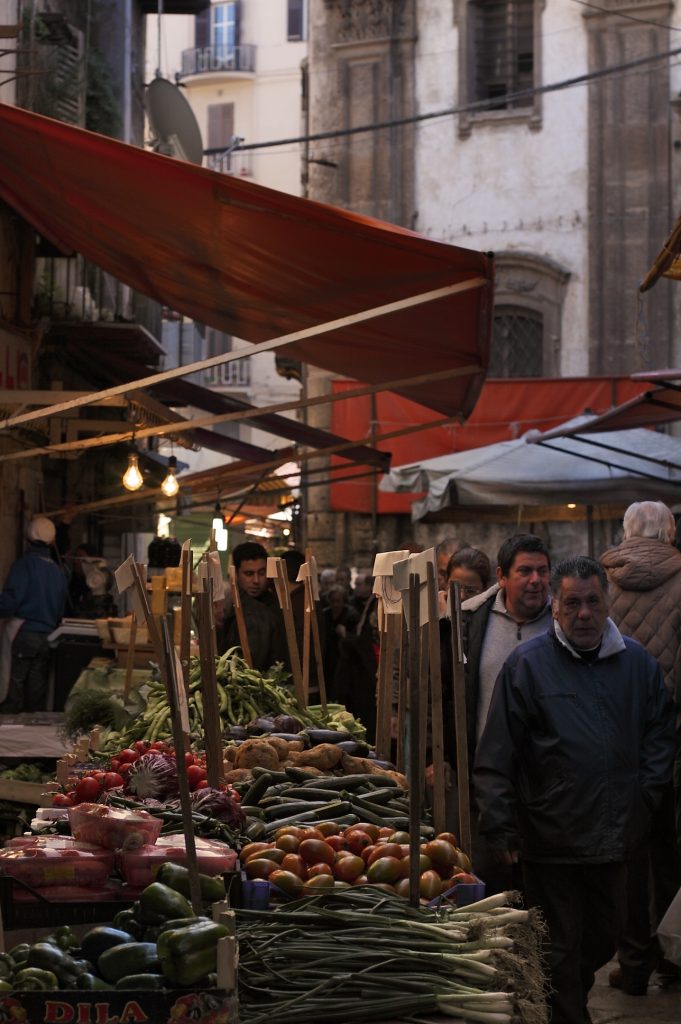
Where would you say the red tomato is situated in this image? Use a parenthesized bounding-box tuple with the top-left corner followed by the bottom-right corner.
(92, 772, 107, 784)
(185, 751, 196, 766)
(275, 834, 300, 854)
(344, 829, 373, 855)
(244, 858, 278, 880)
(281, 854, 307, 879)
(109, 758, 121, 771)
(366, 843, 404, 867)
(333, 854, 365, 883)
(307, 862, 333, 878)
(117, 749, 139, 764)
(268, 869, 303, 897)
(102, 772, 124, 790)
(241, 843, 273, 862)
(74, 777, 102, 804)
(134, 740, 150, 753)
(301, 874, 334, 893)
(299, 838, 335, 866)
(436, 832, 459, 847)
(194, 779, 210, 789)
(315, 821, 341, 838)
(150, 741, 169, 752)
(117, 762, 132, 776)
(186, 764, 207, 789)
(419, 870, 442, 900)
(326, 835, 348, 853)
(52, 792, 74, 807)
(367, 856, 402, 884)
(352, 822, 381, 843)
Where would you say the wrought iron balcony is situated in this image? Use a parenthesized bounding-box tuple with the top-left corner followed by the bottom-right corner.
(180, 44, 256, 78)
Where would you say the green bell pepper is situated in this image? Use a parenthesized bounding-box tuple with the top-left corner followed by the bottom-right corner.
(157, 920, 229, 987)
(13, 968, 59, 991)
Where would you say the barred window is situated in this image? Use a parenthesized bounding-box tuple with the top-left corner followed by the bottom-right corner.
(471, 0, 534, 109)
(489, 307, 543, 377)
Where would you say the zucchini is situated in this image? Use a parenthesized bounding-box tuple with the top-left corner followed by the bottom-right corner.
(98, 943, 161, 984)
(299, 774, 379, 790)
(263, 800, 329, 821)
(242, 771, 273, 805)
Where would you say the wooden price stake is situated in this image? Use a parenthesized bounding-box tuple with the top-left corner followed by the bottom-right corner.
(114, 556, 162, 664)
(407, 572, 423, 908)
(159, 615, 203, 915)
(123, 613, 137, 701)
(426, 561, 446, 836)
(375, 608, 396, 761)
(196, 579, 224, 790)
(303, 574, 327, 714)
(268, 557, 305, 708)
(449, 580, 471, 858)
(396, 615, 408, 773)
(180, 541, 193, 692)
(229, 564, 253, 667)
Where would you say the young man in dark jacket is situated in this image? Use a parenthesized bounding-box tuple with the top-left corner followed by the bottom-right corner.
(474, 555, 676, 1024)
(0, 517, 67, 713)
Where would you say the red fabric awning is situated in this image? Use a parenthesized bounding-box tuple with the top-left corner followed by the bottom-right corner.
(330, 376, 651, 513)
(0, 102, 493, 421)
(537, 371, 681, 437)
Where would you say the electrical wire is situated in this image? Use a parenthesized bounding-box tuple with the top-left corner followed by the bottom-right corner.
(204, 44, 681, 156)
(569, 0, 681, 31)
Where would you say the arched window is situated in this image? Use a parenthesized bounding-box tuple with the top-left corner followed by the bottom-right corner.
(490, 252, 571, 377)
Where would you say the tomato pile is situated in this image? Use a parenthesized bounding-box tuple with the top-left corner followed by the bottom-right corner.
(51, 740, 209, 807)
(240, 823, 476, 901)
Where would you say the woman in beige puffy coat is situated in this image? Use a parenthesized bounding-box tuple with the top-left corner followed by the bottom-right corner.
(600, 501, 681, 994)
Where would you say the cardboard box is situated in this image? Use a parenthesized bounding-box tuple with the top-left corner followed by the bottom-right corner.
(0, 989, 237, 1024)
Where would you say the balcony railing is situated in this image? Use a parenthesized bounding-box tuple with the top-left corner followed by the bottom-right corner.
(180, 44, 256, 77)
(204, 358, 251, 389)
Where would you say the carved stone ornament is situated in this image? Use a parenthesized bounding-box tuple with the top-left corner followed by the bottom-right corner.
(323, 0, 410, 41)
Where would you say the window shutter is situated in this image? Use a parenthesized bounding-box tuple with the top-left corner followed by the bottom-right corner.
(207, 102, 235, 148)
(195, 7, 210, 48)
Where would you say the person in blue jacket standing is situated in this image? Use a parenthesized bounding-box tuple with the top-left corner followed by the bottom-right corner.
(474, 555, 676, 1024)
(0, 516, 67, 713)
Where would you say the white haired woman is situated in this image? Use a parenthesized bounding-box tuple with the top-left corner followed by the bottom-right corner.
(600, 500, 681, 994)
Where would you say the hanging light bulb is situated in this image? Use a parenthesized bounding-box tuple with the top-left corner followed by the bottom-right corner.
(212, 501, 228, 551)
(161, 455, 179, 498)
(122, 447, 144, 491)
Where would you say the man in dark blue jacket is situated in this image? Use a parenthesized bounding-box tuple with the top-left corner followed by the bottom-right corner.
(0, 517, 66, 713)
(474, 555, 676, 1024)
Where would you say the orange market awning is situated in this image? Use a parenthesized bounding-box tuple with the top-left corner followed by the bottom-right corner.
(0, 102, 493, 422)
(330, 376, 651, 513)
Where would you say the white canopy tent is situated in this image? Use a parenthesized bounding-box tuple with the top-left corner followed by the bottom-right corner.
(380, 416, 681, 521)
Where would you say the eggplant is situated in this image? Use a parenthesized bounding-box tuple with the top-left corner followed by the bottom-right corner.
(337, 740, 369, 756)
(272, 714, 303, 733)
(227, 726, 248, 739)
(247, 717, 276, 736)
(305, 728, 352, 745)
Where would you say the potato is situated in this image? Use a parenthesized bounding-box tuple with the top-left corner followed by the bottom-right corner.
(266, 736, 290, 761)
(223, 768, 253, 784)
(287, 743, 342, 770)
(235, 738, 281, 771)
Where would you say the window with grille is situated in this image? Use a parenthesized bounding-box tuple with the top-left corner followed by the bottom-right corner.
(471, 0, 534, 109)
(288, 0, 305, 41)
(489, 307, 543, 377)
(457, 0, 541, 135)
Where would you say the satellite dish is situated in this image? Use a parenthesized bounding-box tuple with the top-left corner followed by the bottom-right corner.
(145, 77, 204, 165)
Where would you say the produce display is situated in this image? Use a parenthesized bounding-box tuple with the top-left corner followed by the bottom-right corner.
(0, 869, 230, 993)
(0, 837, 114, 888)
(241, 825, 475, 901)
(97, 650, 366, 751)
(236, 886, 548, 1024)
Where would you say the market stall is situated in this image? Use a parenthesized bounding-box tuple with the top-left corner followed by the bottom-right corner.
(0, 543, 550, 1024)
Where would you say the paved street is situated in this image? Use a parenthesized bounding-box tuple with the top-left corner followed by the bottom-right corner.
(590, 962, 681, 1023)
